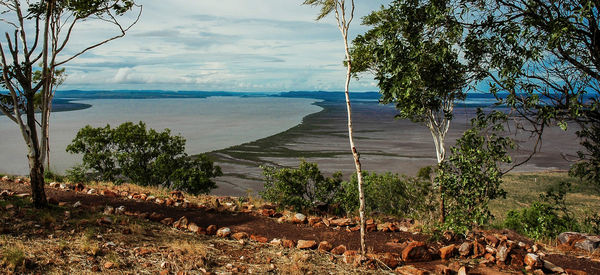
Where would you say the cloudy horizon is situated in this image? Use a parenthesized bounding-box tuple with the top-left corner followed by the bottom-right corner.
(1, 1, 392, 92)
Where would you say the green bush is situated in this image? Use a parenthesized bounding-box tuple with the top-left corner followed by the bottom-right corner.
(335, 171, 435, 218)
(66, 121, 222, 195)
(260, 160, 342, 212)
(65, 164, 90, 184)
(43, 170, 65, 183)
(504, 182, 579, 239)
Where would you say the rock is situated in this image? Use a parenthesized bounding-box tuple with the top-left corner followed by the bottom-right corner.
(75, 183, 85, 192)
(49, 182, 59, 188)
(484, 253, 495, 262)
(97, 216, 113, 225)
(149, 212, 163, 222)
(250, 235, 268, 243)
(73, 201, 82, 208)
(458, 266, 468, 275)
(297, 240, 317, 249)
(115, 206, 126, 215)
(59, 183, 67, 189)
(292, 213, 307, 224)
(402, 241, 431, 262)
(103, 206, 115, 215)
(232, 232, 249, 240)
(343, 250, 359, 265)
(104, 261, 115, 269)
(155, 198, 164, 205)
(565, 269, 588, 275)
(216, 227, 231, 238)
(574, 235, 600, 252)
(101, 189, 117, 197)
(497, 244, 510, 263)
(524, 253, 541, 268)
(87, 188, 97, 194)
(439, 244, 456, 260)
(330, 218, 352, 227)
(331, 244, 347, 255)
(276, 217, 287, 223)
(308, 217, 321, 226)
(1, 176, 9, 181)
(282, 239, 296, 248)
(543, 260, 565, 274)
(395, 265, 429, 275)
(173, 217, 189, 229)
(485, 234, 499, 247)
(5, 204, 14, 210)
(14, 178, 23, 184)
(366, 223, 378, 232)
(558, 232, 584, 245)
(318, 241, 333, 252)
(434, 264, 453, 275)
(260, 209, 276, 217)
(146, 195, 156, 201)
(58, 202, 68, 207)
(458, 242, 472, 257)
(165, 198, 174, 206)
(269, 238, 282, 246)
(380, 252, 399, 269)
(473, 241, 486, 258)
(206, 225, 217, 235)
(187, 222, 200, 233)
(160, 218, 174, 225)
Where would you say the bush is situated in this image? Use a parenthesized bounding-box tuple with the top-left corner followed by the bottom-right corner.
(43, 170, 65, 183)
(436, 109, 512, 233)
(66, 122, 222, 195)
(260, 160, 342, 212)
(504, 182, 579, 239)
(335, 171, 435, 218)
(65, 164, 90, 184)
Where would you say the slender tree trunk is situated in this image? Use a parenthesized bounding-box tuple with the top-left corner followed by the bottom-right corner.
(429, 115, 450, 224)
(26, 93, 47, 208)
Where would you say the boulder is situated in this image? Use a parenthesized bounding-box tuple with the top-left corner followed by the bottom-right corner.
(232, 232, 249, 240)
(330, 218, 353, 227)
(439, 244, 456, 260)
(558, 232, 584, 245)
(317, 241, 333, 252)
(216, 227, 231, 238)
(330, 244, 347, 255)
(296, 240, 317, 249)
(292, 213, 307, 224)
(574, 235, 600, 252)
(402, 241, 431, 262)
(497, 244, 510, 263)
(524, 253, 541, 268)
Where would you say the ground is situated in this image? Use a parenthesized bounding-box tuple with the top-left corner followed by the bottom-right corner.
(1, 177, 599, 274)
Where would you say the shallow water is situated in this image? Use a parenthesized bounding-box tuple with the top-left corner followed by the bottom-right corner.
(0, 96, 321, 175)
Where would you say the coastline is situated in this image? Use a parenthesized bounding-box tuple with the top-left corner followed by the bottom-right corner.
(208, 99, 583, 196)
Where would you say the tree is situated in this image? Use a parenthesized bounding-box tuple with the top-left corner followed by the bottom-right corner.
(302, 0, 367, 255)
(435, 109, 512, 232)
(461, 0, 600, 177)
(0, 0, 141, 208)
(351, 0, 467, 222)
(66, 122, 223, 195)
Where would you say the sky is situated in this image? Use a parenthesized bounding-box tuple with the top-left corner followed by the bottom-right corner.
(5, 0, 393, 92)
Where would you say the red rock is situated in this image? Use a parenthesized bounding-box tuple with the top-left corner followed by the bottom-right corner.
(366, 223, 377, 232)
(343, 250, 359, 265)
(318, 241, 333, 252)
(232, 232, 249, 240)
(308, 217, 321, 226)
(458, 266, 468, 275)
(187, 222, 200, 233)
(511, 253, 525, 267)
(75, 183, 85, 192)
(160, 217, 174, 225)
(206, 225, 217, 235)
(485, 234, 499, 247)
(297, 240, 317, 249)
(170, 190, 184, 200)
(524, 253, 541, 268)
(565, 269, 588, 275)
(473, 241, 486, 258)
(402, 241, 431, 262)
(282, 239, 296, 248)
(434, 264, 453, 275)
(330, 244, 347, 255)
(104, 261, 115, 269)
(159, 269, 168, 275)
(250, 235, 268, 243)
(484, 253, 495, 262)
(330, 218, 352, 227)
(216, 227, 231, 238)
(260, 209, 276, 217)
(173, 216, 189, 229)
(101, 189, 117, 197)
(379, 252, 399, 269)
(313, 222, 326, 228)
(155, 198, 164, 205)
(348, 225, 360, 232)
(395, 265, 429, 275)
(439, 244, 456, 260)
(292, 213, 307, 224)
(458, 242, 472, 257)
(165, 198, 174, 206)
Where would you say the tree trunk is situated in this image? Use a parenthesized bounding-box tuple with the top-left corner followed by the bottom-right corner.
(29, 155, 47, 208)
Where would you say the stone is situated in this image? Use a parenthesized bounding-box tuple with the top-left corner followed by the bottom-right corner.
(49, 182, 59, 188)
(269, 238, 282, 246)
(155, 198, 164, 205)
(331, 244, 347, 255)
(73, 201, 82, 208)
(458, 266, 468, 275)
(282, 239, 296, 248)
(292, 213, 307, 224)
(434, 264, 453, 275)
(308, 217, 321, 226)
(276, 217, 287, 223)
(543, 260, 565, 274)
(343, 250, 359, 265)
(458, 242, 472, 257)
(366, 223, 377, 232)
(473, 241, 486, 258)
(188, 222, 200, 233)
(565, 269, 588, 275)
(101, 189, 117, 197)
(1, 176, 9, 181)
(104, 261, 115, 269)
(75, 183, 85, 192)
(330, 218, 353, 227)
(497, 244, 510, 263)
(87, 188, 97, 194)
(232, 232, 249, 240)
(574, 236, 600, 252)
(216, 227, 231, 238)
(395, 265, 429, 275)
(260, 209, 276, 217)
(524, 253, 541, 268)
(206, 225, 217, 235)
(149, 212, 163, 222)
(439, 244, 456, 260)
(59, 183, 67, 189)
(115, 206, 126, 215)
(379, 252, 399, 269)
(558, 232, 584, 245)
(98, 216, 113, 225)
(485, 234, 499, 247)
(317, 241, 333, 252)
(296, 240, 317, 249)
(173, 217, 189, 229)
(402, 241, 430, 262)
(250, 235, 268, 243)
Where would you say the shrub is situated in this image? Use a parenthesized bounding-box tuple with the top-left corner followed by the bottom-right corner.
(66, 122, 222, 195)
(504, 182, 579, 239)
(436, 109, 512, 233)
(65, 164, 89, 183)
(336, 171, 435, 218)
(43, 170, 65, 183)
(260, 160, 342, 212)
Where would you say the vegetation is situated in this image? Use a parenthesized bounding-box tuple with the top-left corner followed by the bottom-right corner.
(435, 109, 512, 233)
(66, 122, 222, 195)
(0, 0, 141, 208)
(261, 160, 342, 212)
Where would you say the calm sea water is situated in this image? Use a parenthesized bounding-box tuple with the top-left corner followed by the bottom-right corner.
(0, 96, 321, 175)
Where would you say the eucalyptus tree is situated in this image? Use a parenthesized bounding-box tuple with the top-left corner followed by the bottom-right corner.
(461, 0, 600, 179)
(351, 0, 467, 222)
(302, 0, 367, 255)
(0, 0, 141, 208)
